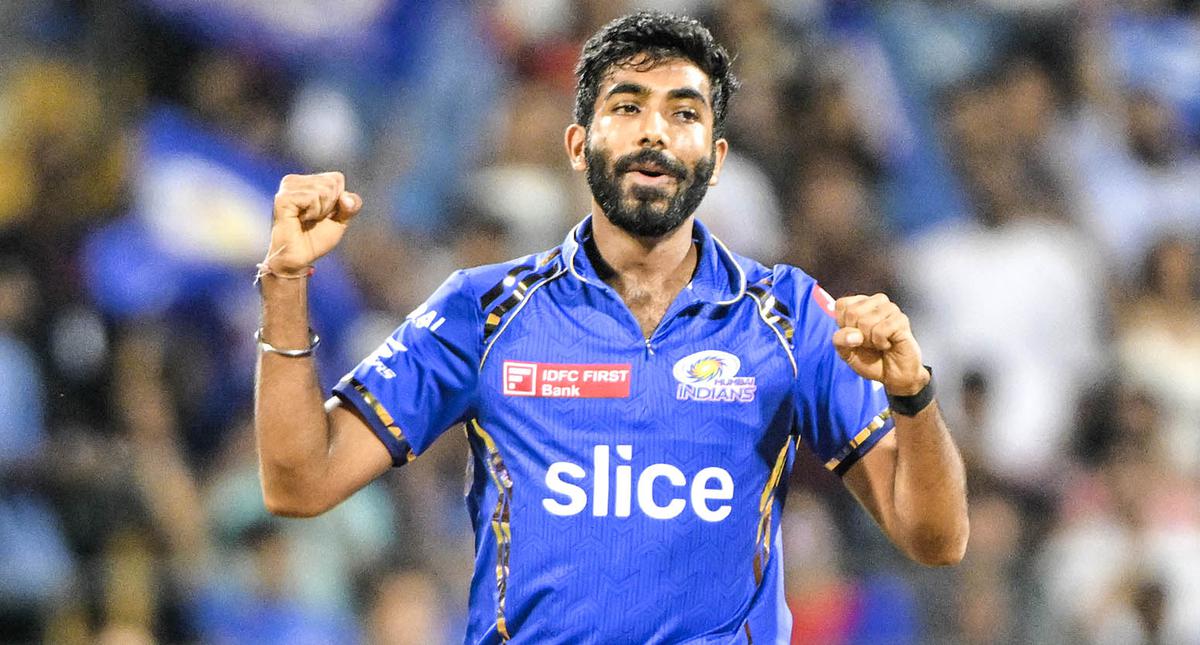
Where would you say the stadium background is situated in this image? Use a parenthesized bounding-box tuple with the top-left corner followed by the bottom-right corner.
(1, 0, 1199, 643)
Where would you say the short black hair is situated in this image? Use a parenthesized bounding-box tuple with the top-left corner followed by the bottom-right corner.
(574, 11, 739, 138)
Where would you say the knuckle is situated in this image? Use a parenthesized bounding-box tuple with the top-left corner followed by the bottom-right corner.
(276, 187, 303, 203)
(280, 173, 312, 188)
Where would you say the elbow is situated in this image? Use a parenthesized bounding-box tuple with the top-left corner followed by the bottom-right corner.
(263, 495, 325, 519)
(911, 542, 967, 567)
(906, 520, 970, 567)
(261, 480, 333, 519)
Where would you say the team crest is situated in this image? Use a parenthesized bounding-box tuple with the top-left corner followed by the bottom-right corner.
(672, 350, 756, 403)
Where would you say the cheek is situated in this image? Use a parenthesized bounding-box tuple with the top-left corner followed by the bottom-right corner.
(676, 127, 711, 154)
(589, 116, 628, 143)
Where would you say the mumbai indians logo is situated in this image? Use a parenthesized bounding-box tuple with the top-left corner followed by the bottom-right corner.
(672, 350, 757, 403)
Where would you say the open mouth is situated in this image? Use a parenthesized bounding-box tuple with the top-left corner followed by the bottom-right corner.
(626, 163, 677, 181)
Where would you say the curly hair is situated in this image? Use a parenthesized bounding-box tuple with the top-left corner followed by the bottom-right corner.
(573, 11, 739, 138)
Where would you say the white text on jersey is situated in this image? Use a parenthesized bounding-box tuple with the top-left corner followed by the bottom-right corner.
(542, 445, 734, 522)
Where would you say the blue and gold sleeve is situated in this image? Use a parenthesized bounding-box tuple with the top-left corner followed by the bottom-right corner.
(788, 275, 895, 476)
(332, 270, 482, 466)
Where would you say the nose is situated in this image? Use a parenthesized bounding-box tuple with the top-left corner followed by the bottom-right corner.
(637, 110, 670, 149)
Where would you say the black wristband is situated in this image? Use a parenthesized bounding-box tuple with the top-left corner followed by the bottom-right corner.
(886, 366, 936, 417)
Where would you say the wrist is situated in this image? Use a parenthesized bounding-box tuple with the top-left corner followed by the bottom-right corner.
(884, 366, 931, 397)
(886, 366, 936, 417)
(256, 262, 314, 282)
(256, 245, 315, 284)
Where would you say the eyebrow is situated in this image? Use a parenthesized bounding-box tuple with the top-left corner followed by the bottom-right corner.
(667, 87, 708, 106)
(604, 83, 710, 107)
(605, 82, 650, 100)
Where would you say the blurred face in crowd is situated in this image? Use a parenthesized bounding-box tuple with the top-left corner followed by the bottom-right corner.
(567, 56, 727, 238)
(1126, 91, 1176, 167)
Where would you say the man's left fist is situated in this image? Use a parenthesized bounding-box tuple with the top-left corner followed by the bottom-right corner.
(831, 293, 929, 396)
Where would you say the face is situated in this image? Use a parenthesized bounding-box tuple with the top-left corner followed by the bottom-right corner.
(567, 57, 728, 238)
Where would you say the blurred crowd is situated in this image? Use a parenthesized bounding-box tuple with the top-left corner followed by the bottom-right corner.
(1, 0, 1199, 643)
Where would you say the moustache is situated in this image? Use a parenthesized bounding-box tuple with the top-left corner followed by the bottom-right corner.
(613, 149, 689, 180)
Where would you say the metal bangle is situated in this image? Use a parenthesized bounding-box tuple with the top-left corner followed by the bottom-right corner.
(255, 327, 320, 357)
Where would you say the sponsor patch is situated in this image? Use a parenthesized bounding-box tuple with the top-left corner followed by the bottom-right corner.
(502, 361, 632, 398)
(672, 350, 756, 403)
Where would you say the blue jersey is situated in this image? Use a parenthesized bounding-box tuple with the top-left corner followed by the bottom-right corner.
(332, 217, 894, 644)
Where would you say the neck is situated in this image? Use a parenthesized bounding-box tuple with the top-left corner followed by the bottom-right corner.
(589, 207, 698, 287)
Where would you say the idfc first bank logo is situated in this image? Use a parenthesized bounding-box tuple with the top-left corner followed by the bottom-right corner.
(503, 361, 631, 398)
(672, 350, 756, 403)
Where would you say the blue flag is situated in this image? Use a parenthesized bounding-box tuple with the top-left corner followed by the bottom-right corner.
(84, 106, 364, 398)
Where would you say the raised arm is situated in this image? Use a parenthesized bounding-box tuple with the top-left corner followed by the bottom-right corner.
(255, 171, 391, 517)
(832, 294, 969, 566)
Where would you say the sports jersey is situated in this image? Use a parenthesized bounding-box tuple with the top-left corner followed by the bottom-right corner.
(332, 216, 894, 644)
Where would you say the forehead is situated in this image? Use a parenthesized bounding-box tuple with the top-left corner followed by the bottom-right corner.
(598, 57, 712, 101)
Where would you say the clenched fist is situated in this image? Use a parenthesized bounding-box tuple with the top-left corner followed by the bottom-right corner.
(831, 293, 930, 396)
(266, 171, 363, 275)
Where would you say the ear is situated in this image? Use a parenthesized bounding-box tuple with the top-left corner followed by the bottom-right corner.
(707, 138, 730, 186)
(565, 123, 588, 172)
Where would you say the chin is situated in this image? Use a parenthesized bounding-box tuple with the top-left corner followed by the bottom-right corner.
(608, 208, 689, 239)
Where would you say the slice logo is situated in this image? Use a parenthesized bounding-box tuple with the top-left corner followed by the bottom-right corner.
(502, 361, 631, 398)
(673, 350, 756, 403)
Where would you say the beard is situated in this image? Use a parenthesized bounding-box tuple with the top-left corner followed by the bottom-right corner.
(585, 143, 715, 238)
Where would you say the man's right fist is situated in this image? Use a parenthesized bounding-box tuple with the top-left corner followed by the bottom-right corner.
(266, 171, 363, 275)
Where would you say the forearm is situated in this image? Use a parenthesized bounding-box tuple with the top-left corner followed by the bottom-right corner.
(254, 275, 335, 514)
(890, 403, 969, 564)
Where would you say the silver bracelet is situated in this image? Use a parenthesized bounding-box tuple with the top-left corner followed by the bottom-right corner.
(255, 327, 320, 357)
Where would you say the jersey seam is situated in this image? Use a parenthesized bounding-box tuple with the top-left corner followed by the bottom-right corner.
(745, 290, 798, 378)
(478, 264, 569, 370)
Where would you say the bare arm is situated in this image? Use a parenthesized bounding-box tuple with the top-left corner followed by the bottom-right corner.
(843, 402, 968, 565)
(255, 171, 391, 517)
(832, 294, 969, 566)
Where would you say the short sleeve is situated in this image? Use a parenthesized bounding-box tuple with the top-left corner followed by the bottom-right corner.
(332, 271, 481, 466)
(789, 278, 894, 476)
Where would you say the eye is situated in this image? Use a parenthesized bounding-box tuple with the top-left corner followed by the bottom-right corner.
(614, 103, 640, 114)
(675, 108, 699, 122)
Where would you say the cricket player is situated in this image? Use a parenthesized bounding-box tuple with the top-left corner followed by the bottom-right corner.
(255, 11, 968, 643)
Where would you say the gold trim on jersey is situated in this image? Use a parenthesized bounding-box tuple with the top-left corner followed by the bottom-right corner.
(470, 419, 514, 641)
(348, 378, 416, 463)
(479, 265, 569, 370)
(752, 439, 791, 585)
(746, 283, 795, 342)
(745, 286, 797, 378)
(823, 408, 893, 473)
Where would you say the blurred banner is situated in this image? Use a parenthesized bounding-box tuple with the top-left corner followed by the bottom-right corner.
(136, 0, 436, 82)
(1112, 10, 1200, 136)
(83, 106, 363, 389)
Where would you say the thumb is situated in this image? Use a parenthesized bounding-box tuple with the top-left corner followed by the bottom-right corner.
(831, 327, 868, 368)
(832, 327, 864, 353)
(332, 191, 363, 224)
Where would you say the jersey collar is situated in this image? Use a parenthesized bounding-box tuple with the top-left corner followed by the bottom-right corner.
(561, 215, 747, 306)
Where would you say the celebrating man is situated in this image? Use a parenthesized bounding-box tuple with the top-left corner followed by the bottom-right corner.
(255, 11, 967, 643)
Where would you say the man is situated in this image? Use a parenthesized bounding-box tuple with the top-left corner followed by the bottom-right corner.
(255, 11, 968, 644)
